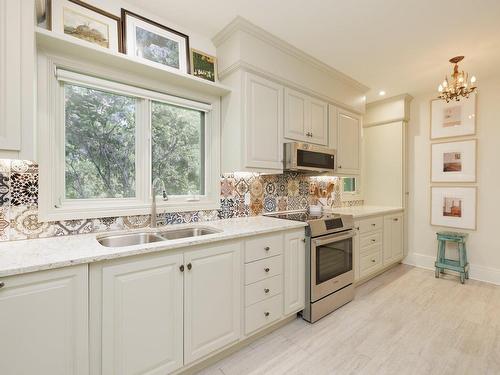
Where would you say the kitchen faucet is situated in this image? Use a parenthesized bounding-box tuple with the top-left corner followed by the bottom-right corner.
(151, 178, 168, 228)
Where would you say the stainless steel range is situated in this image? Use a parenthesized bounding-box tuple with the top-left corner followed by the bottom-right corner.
(266, 210, 355, 323)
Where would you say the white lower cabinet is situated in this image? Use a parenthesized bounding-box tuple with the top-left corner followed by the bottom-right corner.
(96, 252, 184, 375)
(383, 213, 404, 263)
(0, 265, 88, 375)
(184, 242, 241, 364)
(283, 230, 306, 315)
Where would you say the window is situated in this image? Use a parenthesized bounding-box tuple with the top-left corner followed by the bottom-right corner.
(342, 177, 356, 193)
(341, 176, 362, 201)
(39, 67, 220, 220)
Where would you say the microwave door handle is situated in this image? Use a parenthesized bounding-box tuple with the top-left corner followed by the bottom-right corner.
(312, 231, 355, 247)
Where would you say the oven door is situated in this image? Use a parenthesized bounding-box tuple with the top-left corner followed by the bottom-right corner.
(311, 230, 354, 302)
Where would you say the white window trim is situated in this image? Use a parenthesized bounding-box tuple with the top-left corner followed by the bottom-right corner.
(341, 175, 363, 202)
(38, 55, 221, 221)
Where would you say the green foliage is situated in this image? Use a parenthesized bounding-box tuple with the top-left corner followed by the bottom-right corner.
(152, 101, 203, 195)
(65, 84, 136, 199)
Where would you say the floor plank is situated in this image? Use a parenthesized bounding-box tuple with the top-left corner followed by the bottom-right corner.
(197, 265, 500, 375)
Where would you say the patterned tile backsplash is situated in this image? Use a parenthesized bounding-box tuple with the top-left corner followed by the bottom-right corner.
(0, 160, 363, 241)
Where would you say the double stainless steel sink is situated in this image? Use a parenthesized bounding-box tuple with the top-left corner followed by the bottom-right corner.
(97, 226, 221, 247)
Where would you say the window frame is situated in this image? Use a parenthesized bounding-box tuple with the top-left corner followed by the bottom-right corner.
(38, 55, 221, 221)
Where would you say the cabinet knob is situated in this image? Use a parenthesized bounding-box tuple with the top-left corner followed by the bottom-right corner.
(310, 132, 313, 137)
(302, 238, 306, 243)
(264, 246, 270, 251)
(371, 259, 376, 263)
(393, 218, 399, 222)
(338, 165, 342, 169)
(0, 281, 4, 289)
(355, 227, 360, 231)
(264, 288, 270, 294)
(264, 267, 270, 273)
(264, 311, 270, 317)
(371, 239, 376, 243)
(187, 263, 192, 270)
(179, 265, 184, 272)
(371, 223, 376, 227)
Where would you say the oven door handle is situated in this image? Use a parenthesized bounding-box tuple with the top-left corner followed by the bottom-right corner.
(312, 230, 355, 247)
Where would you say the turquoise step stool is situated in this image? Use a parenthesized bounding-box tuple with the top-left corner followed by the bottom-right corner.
(435, 231, 469, 284)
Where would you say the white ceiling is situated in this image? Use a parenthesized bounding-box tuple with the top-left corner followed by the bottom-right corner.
(124, 0, 500, 102)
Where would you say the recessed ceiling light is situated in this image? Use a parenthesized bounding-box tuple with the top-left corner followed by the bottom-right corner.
(378, 90, 386, 96)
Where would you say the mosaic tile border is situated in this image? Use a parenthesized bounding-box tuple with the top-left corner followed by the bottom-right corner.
(0, 160, 362, 242)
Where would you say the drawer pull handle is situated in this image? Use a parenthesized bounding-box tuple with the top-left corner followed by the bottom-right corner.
(371, 259, 376, 263)
(264, 311, 270, 317)
(393, 218, 399, 222)
(264, 246, 270, 251)
(371, 239, 376, 242)
(264, 267, 270, 273)
(264, 288, 270, 294)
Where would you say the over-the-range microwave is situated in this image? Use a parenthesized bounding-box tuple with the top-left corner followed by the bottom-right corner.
(284, 142, 337, 173)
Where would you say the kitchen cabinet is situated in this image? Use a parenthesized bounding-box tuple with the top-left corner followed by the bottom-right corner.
(383, 213, 404, 264)
(184, 242, 241, 363)
(221, 70, 284, 173)
(329, 105, 362, 175)
(284, 88, 328, 146)
(0, 0, 36, 159)
(0, 265, 88, 375)
(283, 230, 306, 315)
(96, 252, 184, 375)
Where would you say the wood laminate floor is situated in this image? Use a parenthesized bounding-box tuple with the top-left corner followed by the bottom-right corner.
(197, 265, 500, 375)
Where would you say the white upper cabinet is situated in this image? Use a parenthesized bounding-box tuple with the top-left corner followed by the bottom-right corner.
(184, 242, 241, 364)
(97, 252, 184, 375)
(245, 72, 284, 170)
(330, 105, 362, 175)
(284, 88, 328, 146)
(0, 0, 36, 159)
(0, 265, 88, 375)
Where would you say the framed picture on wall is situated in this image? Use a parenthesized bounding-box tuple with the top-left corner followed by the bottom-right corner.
(430, 92, 476, 139)
(431, 187, 477, 230)
(190, 49, 217, 82)
(50, 0, 121, 52)
(431, 140, 477, 182)
(121, 9, 190, 73)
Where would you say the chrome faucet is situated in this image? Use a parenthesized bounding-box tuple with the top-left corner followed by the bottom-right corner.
(151, 178, 168, 228)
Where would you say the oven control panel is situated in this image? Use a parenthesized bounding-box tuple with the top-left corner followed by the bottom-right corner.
(325, 218, 343, 231)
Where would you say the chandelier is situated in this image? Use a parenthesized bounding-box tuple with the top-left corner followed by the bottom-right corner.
(437, 56, 477, 102)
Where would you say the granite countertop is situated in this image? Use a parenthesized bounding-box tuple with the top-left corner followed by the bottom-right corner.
(0, 216, 306, 278)
(327, 206, 404, 219)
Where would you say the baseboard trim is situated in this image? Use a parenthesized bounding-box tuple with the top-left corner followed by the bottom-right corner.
(404, 252, 500, 286)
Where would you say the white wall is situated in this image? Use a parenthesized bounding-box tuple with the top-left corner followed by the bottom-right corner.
(406, 76, 500, 284)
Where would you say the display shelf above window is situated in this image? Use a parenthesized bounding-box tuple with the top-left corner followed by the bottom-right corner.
(35, 27, 231, 97)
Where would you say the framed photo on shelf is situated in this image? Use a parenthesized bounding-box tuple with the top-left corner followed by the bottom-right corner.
(50, 0, 121, 52)
(190, 49, 217, 82)
(430, 92, 476, 139)
(122, 9, 190, 73)
(431, 187, 477, 230)
(431, 140, 477, 182)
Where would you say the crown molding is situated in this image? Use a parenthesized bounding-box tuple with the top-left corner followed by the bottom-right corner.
(366, 93, 413, 107)
(212, 16, 370, 93)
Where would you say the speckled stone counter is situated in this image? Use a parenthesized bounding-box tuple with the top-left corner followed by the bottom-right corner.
(0, 217, 306, 277)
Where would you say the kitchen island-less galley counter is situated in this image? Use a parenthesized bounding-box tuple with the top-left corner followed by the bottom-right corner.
(0, 217, 307, 375)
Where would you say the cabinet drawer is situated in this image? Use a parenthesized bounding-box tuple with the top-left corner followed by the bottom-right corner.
(245, 294, 282, 334)
(360, 247, 383, 278)
(357, 217, 383, 234)
(245, 255, 282, 285)
(245, 233, 283, 263)
(245, 275, 282, 306)
(360, 231, 383, 249)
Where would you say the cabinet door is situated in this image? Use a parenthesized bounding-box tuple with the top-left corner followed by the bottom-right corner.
(353, 224, 361, 281)
(284, 88, 308, 142)
(98, 253, 184, 375)
(184, 242, 241, 364)
(283, 230, 306, 315)
(383, 213, 404, 263)
(0, 0, 35, 158)
(245, 72, 283, 170)
(308, 98, 329, 146)
(0, 265, 88, 375)
(337, 109, 361, 174)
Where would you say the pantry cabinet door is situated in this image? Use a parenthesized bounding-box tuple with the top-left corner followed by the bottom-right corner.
(283, 230, 306, 315)
(184, 242, 241, 364)
(99, 253, 184, 375)
(244, 72, 284, 170)
(0, 265, 88, 375)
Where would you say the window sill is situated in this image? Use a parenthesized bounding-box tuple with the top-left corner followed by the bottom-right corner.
(38, 200, 221, 222)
